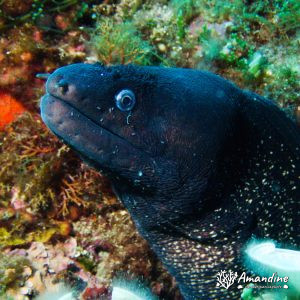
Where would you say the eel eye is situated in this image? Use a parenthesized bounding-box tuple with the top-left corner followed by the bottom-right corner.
(115, 89, 136, 112)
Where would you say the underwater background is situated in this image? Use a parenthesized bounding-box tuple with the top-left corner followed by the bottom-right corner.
(0, 0, 299, 299)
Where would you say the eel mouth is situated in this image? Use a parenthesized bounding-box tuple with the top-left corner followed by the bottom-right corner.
(40, 93, 150, 175)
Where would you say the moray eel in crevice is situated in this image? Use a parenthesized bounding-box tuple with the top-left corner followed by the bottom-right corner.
(40, 63, 300, 299)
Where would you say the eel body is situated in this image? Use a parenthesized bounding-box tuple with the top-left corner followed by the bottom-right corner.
(40, 63, 300, 299)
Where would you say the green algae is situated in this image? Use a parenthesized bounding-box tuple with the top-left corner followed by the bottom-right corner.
(89, 0, 299, 106)
(91, 18, 155, 65)
(179, 0, 300, 104)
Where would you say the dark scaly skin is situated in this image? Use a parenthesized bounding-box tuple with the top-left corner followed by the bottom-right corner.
(40, 63, 300, 299)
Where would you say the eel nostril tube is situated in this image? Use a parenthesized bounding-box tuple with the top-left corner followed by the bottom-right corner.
(36, 73, 51, 79)
(56, 79, 69, 95)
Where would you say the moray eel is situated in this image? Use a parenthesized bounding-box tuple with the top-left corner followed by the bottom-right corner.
(40, 63, 300, 299)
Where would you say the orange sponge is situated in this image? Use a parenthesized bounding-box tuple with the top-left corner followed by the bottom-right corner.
(0, 91, 26, 130)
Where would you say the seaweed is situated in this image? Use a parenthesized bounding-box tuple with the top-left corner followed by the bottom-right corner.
(91, 18, 155, 65)
(171, 0, 201, 23)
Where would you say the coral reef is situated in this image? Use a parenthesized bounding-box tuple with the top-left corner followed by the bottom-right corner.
(0, 113, 106, 245)
(0, 0, 299, 298)
(0, 252, 31, 296)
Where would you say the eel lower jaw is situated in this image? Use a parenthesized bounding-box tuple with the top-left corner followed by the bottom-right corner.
(40, 94, 157, 185)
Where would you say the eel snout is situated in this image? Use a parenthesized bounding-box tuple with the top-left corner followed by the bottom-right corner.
(45, 71, 82, 107)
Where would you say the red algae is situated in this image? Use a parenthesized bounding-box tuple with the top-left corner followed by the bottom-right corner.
(0, 91, 26, 130)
